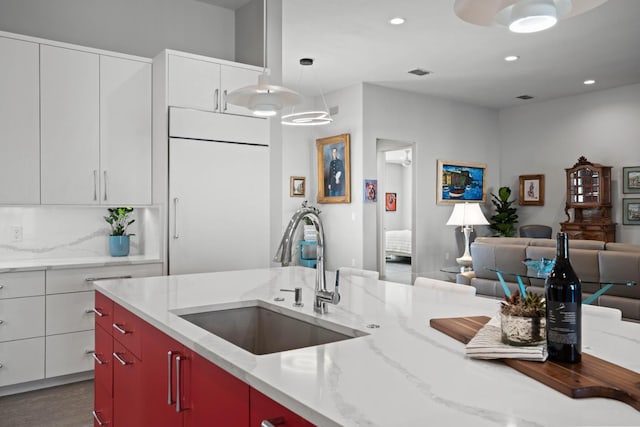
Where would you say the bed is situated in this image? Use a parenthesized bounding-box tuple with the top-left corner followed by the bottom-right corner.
(385, 229, 412, 258)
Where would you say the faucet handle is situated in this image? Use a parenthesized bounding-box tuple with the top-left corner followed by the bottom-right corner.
(280, 287, 303, 307)
(332, 270, 341, 304)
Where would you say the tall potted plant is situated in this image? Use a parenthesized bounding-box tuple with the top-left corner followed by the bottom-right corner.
(105, 207, 135, 256)
(490, 186, 518, 237)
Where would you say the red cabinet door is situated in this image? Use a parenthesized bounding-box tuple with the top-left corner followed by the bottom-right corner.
(92, 381, 112, 427)
(112, 302, 143, 358)
(93, 324, 112, 397)
(184, 350, 250, 427)
(94, 291, 114, 332)
(250, 388, 314, 427)
(112, 339, 143, 427)
(140, 321, 190, 426)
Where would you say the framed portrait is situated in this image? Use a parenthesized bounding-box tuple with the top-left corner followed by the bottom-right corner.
(623, 198, 640, 225)
(363, 179, 377, 202)
(317, 134, 351, 204)
(436, 160, 486, 204)
(290, 176, 305, 197)
(519, 174, 545, 206)
(385, 193, 397, 211)
(623, 166, 640, 194)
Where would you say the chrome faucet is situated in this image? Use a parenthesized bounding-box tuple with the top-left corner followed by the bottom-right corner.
(274, 203, 340, 314)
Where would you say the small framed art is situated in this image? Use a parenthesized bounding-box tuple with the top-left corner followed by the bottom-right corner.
(623, 166, 640, 194)
(290, 176, 305, 197)
(519, 174, 545, 206)
(623, 198, 640, 225)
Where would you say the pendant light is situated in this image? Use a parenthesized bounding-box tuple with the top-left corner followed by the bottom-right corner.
(281, 58, 333, 126)
(225, 0, 301, 117)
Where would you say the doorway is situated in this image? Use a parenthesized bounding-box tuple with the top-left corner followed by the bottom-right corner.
(376, 139, 414, 285)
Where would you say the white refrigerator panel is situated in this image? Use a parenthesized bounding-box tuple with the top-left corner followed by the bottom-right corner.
(169, 138, 270, 275)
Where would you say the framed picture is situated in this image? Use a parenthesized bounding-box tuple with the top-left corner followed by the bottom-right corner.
(317, 134, 351, 204)
(519, 174, 545, 206)
(623, 166, 640, 194)
(385, 193, 397, 211)
(290, 176, 305, 197)
(623, 198, 640, 225)
(364, 179, 377, 202)
(436, 160, 486, 204)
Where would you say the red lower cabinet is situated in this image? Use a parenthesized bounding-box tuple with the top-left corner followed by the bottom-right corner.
(250, 388, 315, 427)
(112, 340, 143, 427)
(93, 324, 113, 427)
(92, 383, 112, 427)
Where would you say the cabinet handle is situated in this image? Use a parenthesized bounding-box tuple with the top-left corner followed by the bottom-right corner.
(85, 275, 133, 283)
(113, 352, 130, 366)
(92, 353, 107, 365)
(173, 197, 180, 239)
(223, 89, 228, 112)
(175, 355, 183, 413)
(112, 323, 129, 335)
(93, 308, 105, 317)
(167, 351, 174, 405)
(261, 417, 286, 427)
(93, 170, 98, 201)
(103, 170, 108, 201)
(92, 410, 107, 426)
(214, 88, 219, 111)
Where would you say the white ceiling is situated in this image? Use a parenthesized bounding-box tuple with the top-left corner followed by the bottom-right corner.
(201, 0, 640, 109)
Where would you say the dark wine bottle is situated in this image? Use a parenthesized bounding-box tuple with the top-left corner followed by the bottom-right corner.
(545, 232, 582, 363)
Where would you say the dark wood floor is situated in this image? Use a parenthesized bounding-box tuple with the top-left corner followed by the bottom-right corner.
(0, 380, 93, 427)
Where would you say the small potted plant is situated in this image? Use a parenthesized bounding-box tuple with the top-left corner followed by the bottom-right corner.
(104, 207, 135, 257)
(500, 291, 546, 346)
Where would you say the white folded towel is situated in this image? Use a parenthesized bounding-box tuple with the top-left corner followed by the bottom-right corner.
(465, 316, 548, 362)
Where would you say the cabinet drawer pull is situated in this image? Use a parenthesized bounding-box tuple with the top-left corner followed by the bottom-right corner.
(223, 89, 228, 112)
(176, 355, 184, 413)
(103, 170, 108, 201)
(93, 308, 105, 317)
(85, 275, 133, 282)
(92, 410, 107, 426)
(113, 352, 130, 366)
(92, 353, 107, 365)
(261, 417, 285, 427)
(112, 323, 129, 335)
(167, 351, 174, 405)
(93, 170, 98, 201)
(173, 197, 180, 239)
(214, 88, 219, 111)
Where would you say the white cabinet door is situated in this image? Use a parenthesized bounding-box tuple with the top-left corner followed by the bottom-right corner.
(0, 296, 45, 341)
(46, 330, 94, 377)
(168, 54, 221, 111)
(100, 56, 152, 205)
(0, 37, 40, 204)
(41, 45, 100, 204)
(46, 292, 94, 335)
(46, 263, 162, 294)
(169, 138, 270, 275)
(220, 64, 261, 116)
(0, 338, 45, 386)
(0, 271, 45, 299)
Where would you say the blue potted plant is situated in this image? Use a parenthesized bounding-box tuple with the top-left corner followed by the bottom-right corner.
(104, 207, 135, 257)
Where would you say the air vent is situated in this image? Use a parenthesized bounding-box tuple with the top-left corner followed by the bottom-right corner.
(516, 95, 534, 100)
(329, 106, 339, 116)
(408, 68, 432, 76)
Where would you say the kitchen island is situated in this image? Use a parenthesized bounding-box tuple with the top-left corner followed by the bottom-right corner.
(94, 267, 640, 426)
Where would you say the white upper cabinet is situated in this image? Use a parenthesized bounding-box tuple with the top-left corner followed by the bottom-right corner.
(0, 37, 40, 204)
(100, 56, 152, 205)
(40, 45, 100, 205)
(167, 53, 261, 117)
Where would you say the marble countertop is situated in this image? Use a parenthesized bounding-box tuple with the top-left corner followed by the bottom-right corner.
(0, 255, 162, 273)
(94, 267, 640, 427)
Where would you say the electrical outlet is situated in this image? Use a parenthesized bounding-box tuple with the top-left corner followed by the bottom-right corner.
(11, 226, 23, 242)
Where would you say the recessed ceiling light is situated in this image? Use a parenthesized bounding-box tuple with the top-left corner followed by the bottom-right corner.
(504, 55, 519, 62)
(583, 79, 596, 85)
(389, 17, 405, 25)
(516, 95, 534, 100)
(408, 68, 432, 76)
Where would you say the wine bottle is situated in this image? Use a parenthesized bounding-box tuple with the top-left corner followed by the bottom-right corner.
(545, 232, 582, 363)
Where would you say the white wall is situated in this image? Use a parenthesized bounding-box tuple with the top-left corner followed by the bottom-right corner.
(0, 0, 235, 59)
(384, 163, 411, 231)
(498, 83, 640, 244)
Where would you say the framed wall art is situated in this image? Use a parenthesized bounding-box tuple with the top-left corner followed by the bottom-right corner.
(623, 198, 640, 225)
(519, 174, 545, 206)
(317, 134, 351, 204)
(623, 166, 640, 194)
(290, 176, 305, 197)
(385, 193, 397, 211)
(364, 179, 377, 202)
(437, 160, 486, 204)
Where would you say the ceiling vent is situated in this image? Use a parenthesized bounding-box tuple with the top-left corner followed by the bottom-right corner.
(408, 68, 432, 76)
(516, 94, 534, 100)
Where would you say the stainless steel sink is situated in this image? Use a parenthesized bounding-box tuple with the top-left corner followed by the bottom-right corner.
(176, 301, 367, 355)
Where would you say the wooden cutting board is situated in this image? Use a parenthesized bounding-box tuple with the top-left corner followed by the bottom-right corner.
(430, 316, 640, 412)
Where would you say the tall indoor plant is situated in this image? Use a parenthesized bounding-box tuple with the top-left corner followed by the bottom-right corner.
(490, 186, 518, 237)
(105, 207, 135, 256)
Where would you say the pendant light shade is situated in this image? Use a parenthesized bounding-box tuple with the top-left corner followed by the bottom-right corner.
(225, 0, 301, 116)
(508, 0, 558, 33)
(281, 58, 333, 126)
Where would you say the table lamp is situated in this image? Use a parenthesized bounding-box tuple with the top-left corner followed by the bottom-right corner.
(446, 202, 489, 269)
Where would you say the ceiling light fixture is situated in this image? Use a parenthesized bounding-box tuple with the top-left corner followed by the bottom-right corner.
(583, 79, 596, 85)
(389, 17, 406, 25)
(226, 0, 301, 117)
(504, 55, 520, 62)
(453, 0, 608, 34)
(281, 58, 333, 126)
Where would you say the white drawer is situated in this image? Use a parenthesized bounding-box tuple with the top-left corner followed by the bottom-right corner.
(0, 271, 45, 299)
(0, 296, 45, 342)
(0, 337, 45, 386)
(46, 292, 95, 335)
(45, 330, 94, 377)
(46, 263, 162, 294)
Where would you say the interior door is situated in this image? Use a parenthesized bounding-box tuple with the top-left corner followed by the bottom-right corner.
(169, 138, 270, 275)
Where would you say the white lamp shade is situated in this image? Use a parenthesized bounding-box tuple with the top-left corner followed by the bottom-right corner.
(508, 0, 558, 33)
(446, 203, 489, 227)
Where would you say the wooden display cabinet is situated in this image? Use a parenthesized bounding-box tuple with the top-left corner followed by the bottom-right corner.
(561, 156, 616, 242)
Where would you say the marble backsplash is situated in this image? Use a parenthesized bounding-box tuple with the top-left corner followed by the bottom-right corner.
(0, 206, 162, 261)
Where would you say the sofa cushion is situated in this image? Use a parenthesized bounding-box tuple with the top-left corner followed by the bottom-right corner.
(474, 237, 531, 246)
(598, 251, 640, 298)
(528, 238, 605, 250)
(525, 246, 600, 293)
(471, 243, 528, 281)
(605, 242, 640, 253)
(598, 294, 640, 321)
